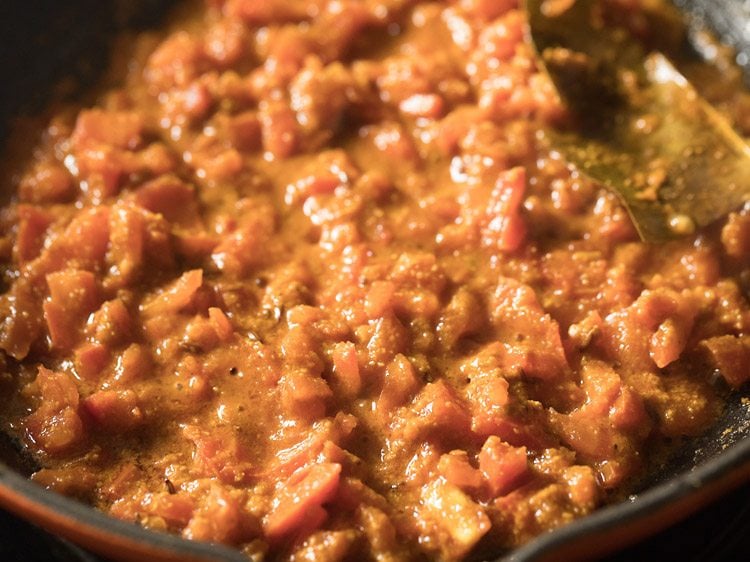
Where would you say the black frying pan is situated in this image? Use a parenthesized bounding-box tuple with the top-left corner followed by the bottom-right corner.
(0, 1, 749, 561)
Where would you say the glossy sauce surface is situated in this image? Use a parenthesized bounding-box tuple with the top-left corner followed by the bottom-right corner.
(1, 1, 750, 560)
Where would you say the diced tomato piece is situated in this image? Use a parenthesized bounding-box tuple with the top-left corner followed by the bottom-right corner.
(602, 288, 697, 371)
(208, 307, 234, 341)
(106, 205, 144, 287)
(437, 287, 483, 350)
(86, 299, 133, 347)
(364, 281, 396, 320)
(184, 315, 222, 352)
(366, 314, 409, 368)
(285, 305, 325, 327)
(24, 368, 84, 455)
(44, 269, 100, 349)
(478, 436, 527, 497)
(83, 390, 143, 432)
(141, 215, 176, 273)
(579, 361, 622, 418)
(418, 479, 490, 559)
(141, 269, 203, 317)
(280, 368, 333, 421)
(475, 10, 524, 62)
(271, 414, 357, 477)
(312, 2, 371, 61)
(184, 485, 259, 544)
(31, 466, 97, 499)
(390, 252, 446, 294)
(484, 211, 527, 253)
(203, 18, 247, 66)
(435, 107, 482, 155)
(132, 176, 199, 227)
(171, 81, 214, 123)
(481, 166, 527, 252)
(43, 301, 74, 350)
(146, 30, 202, 87)
(264, 462, 342, 542)
(59, 207, 111, 267)
(281, 324, 323, 372)
(477, 410, 554, 450)
(46, 269, 99, 313)
(330, 342, 361, 399)
(550, 408, 615, 462)
(722, 211, 750, 260)
(33, 367, 79, 412)
(438, 451, 483, 492)
(75, 146, 127, 200)
(101, 463, 141, 502)
(443, 7, 475, 52)
(289, 61, 353, 142)
(211, 207, 274, 276)
(286, 173, 340, 206)
(34, 406, 85, 455)
(71, 109, 143, 150)
(112, 344, 151, 385)
(649, 318, 689, 369)
(371, 123, 419, 163)
(490, 277, 569, 379)
(174, 232, 219, 264)
(357, 505, 398, 555)
(19, 163, 75, 204)
(563, 465, 599, 511)
(193, 147, 244, 183)
(183, 425, 254, 484)
(465, 370, 509, 426)
(701, 335, 750, 389)
(253, 27, 311, 92)
(609, 386, 650, 436)
(135, 142, 177, 176)
(285, 150, 358, 206)
(259, 99, 299, 160)
(394, 288, 440, 321)
(74, 343, 110, 381)
(0, 279, 44, 360)
(15, 205, 54, 263)
(378, 354, 421, 411)
(409, 381, 472, 439)
(226, 111, 262, 152)
(140, 492, 195, 528)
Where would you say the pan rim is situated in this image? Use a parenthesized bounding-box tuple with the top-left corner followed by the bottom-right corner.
(0, 432, 748, 561)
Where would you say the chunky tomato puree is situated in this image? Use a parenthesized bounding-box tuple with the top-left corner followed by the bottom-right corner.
(1, 0, 750, 560)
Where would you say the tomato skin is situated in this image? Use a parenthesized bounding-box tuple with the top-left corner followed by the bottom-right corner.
(330, 341, 361, 399)
(141, 269, 203, 317)
(82, 390, 143, 433)
(478, 436, 528, 497)
(264, 462, 342, 542)
(24, 368, 85, 455)
(44, 269, 100, 350)
(418, 478, 491, 559)
(701, 335, 750, 389)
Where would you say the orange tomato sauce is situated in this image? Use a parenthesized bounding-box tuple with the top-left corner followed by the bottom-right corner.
(1, 1, 750, 560)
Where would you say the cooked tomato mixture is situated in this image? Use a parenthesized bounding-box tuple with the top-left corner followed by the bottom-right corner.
(2, 0, 750, 560)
